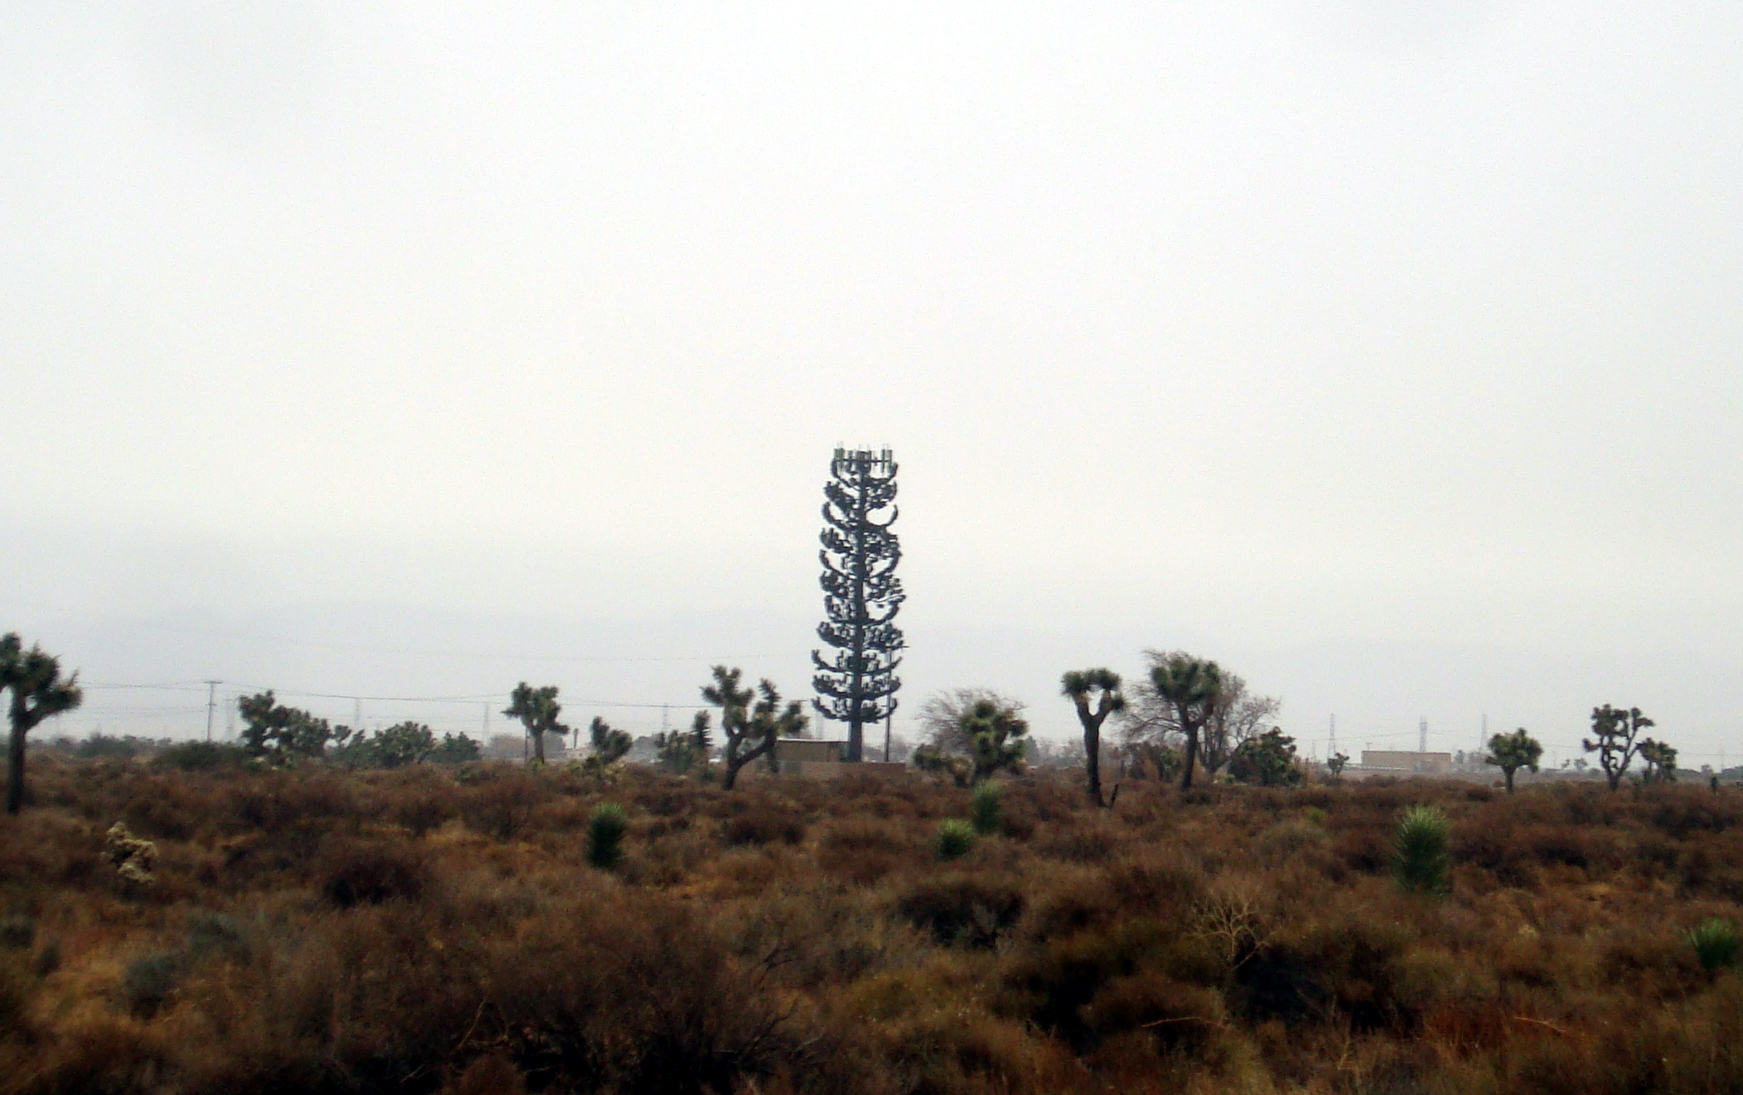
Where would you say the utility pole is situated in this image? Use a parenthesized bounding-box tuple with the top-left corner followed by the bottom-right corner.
(1329, 713, 1337, 758)
(884, 709, 893, 763)
(1419, 718, 1428, 755)
(204, 680, 221, 743)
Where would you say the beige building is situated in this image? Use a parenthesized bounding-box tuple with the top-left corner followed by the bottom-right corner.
(741, 739, 907, 780)
(1359, 750, 1453, 775)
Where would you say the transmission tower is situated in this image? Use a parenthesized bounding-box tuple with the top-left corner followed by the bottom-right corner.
(204, 680, 221, 742)
(812, 446, 905, 762)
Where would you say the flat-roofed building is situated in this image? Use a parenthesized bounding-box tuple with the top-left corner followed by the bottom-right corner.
(739, 739, 908, 780)
(1359, 750, 1453, 775)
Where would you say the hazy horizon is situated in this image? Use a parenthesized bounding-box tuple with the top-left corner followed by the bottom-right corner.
(4, 4, 1738, 765)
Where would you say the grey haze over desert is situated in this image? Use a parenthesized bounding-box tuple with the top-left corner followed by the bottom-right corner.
(2, 3, 1738, 763)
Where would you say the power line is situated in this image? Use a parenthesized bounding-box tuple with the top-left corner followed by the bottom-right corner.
(2, 597, 807, 664)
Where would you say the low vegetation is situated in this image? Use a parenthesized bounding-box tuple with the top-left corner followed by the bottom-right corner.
(3, 752, 1742, 1094)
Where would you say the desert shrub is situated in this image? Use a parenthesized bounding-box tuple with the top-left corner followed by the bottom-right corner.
(1650, 793, 1738, 838)
(0, 913, 33, 949)
(818, 817, 916, 884)
(17, 1015, 170, 1095)
(228, 771, 367, 835)
(729, 882, 925, 990)
(1104, 852, 1206, 921)
(587, 802, 629, 870)
(461, 773, 542, 840)
(1237, 910, 1418, 1031)
(318, 840, 430, 908)
(0, 951, 32, 1033)
(391, 781, 457, 838)
(33, 938, 62, 977)
(121, 950, 180, 1018)
(154, 741, 247, 772)
(936, 818, 976, 861)
(185, 910, 251, 965)
(898, 873, 1025, 948)
(1329, 823, 1391, 875)
(1079, 969, 1227, 1056)
(1687, 917, 1742, 971)
(1456, 815, 1628, 887)
(0, 810, 100, 887)
(478, 896, 877, 1095)
(440, 1054, 528, 1095)
(970, 782, 1003, 835)
(63, 733, 163, 761)
(1254, 817, 1331, 870)
(1393, 805, 1449, 894)
(1675, 831, 1743, 900)
(996, 916, 1208, 1051)
(27, 751, 1743, 1093)
(722, 803, 804, 846)
(1033, 816, 1121, 864)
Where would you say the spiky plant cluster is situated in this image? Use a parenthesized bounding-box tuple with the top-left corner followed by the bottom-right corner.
(936, 819, 976, 861)
(970, 782, 1003, 836)
(1687, 917, 1742, 971)
(1393, 805, 1450, 895)
(587, 803, 629, 870)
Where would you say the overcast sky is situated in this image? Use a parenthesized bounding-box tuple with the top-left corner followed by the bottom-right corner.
(3, 3, 1739, 761)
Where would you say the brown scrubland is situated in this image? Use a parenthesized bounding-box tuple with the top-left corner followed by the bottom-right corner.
(2, 755, 1741, 1095)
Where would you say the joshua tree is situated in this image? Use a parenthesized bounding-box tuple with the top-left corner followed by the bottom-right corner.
(1639, 738, 1678, 784)
(237, 691, 354, 764)
(429, 732, 482, 764)
(1123, 651, 1274, 782)
(914, 689, 1029, 786)
(913, 695, 1029, 786)
(1583, 704, 1653, 792)
(370, 721, 438, 768)
(504, 682, 568, 767)
(703, 666, 805, 790)
(1484, 728, 1543, 792)
(812, 447, 904, 762)
(588, 716, 633, 766)
(2, 633, 84, 816)
(655, 711, 712, 774)
(1146, 654, 1224, 790)
(1228, 727, 1302, 787)
(1061, 668, 1124, 806)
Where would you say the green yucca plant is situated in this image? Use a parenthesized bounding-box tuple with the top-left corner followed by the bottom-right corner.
(970, 782, 1003, 836)
(936, 818, 977, 861)
(1393, 805, 1449, 894)
(587, 802, 629, 870)
(1687, 917, 1742, 971)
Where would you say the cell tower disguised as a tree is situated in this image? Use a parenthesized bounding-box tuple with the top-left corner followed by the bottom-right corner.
(812, 447, 904, 762)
